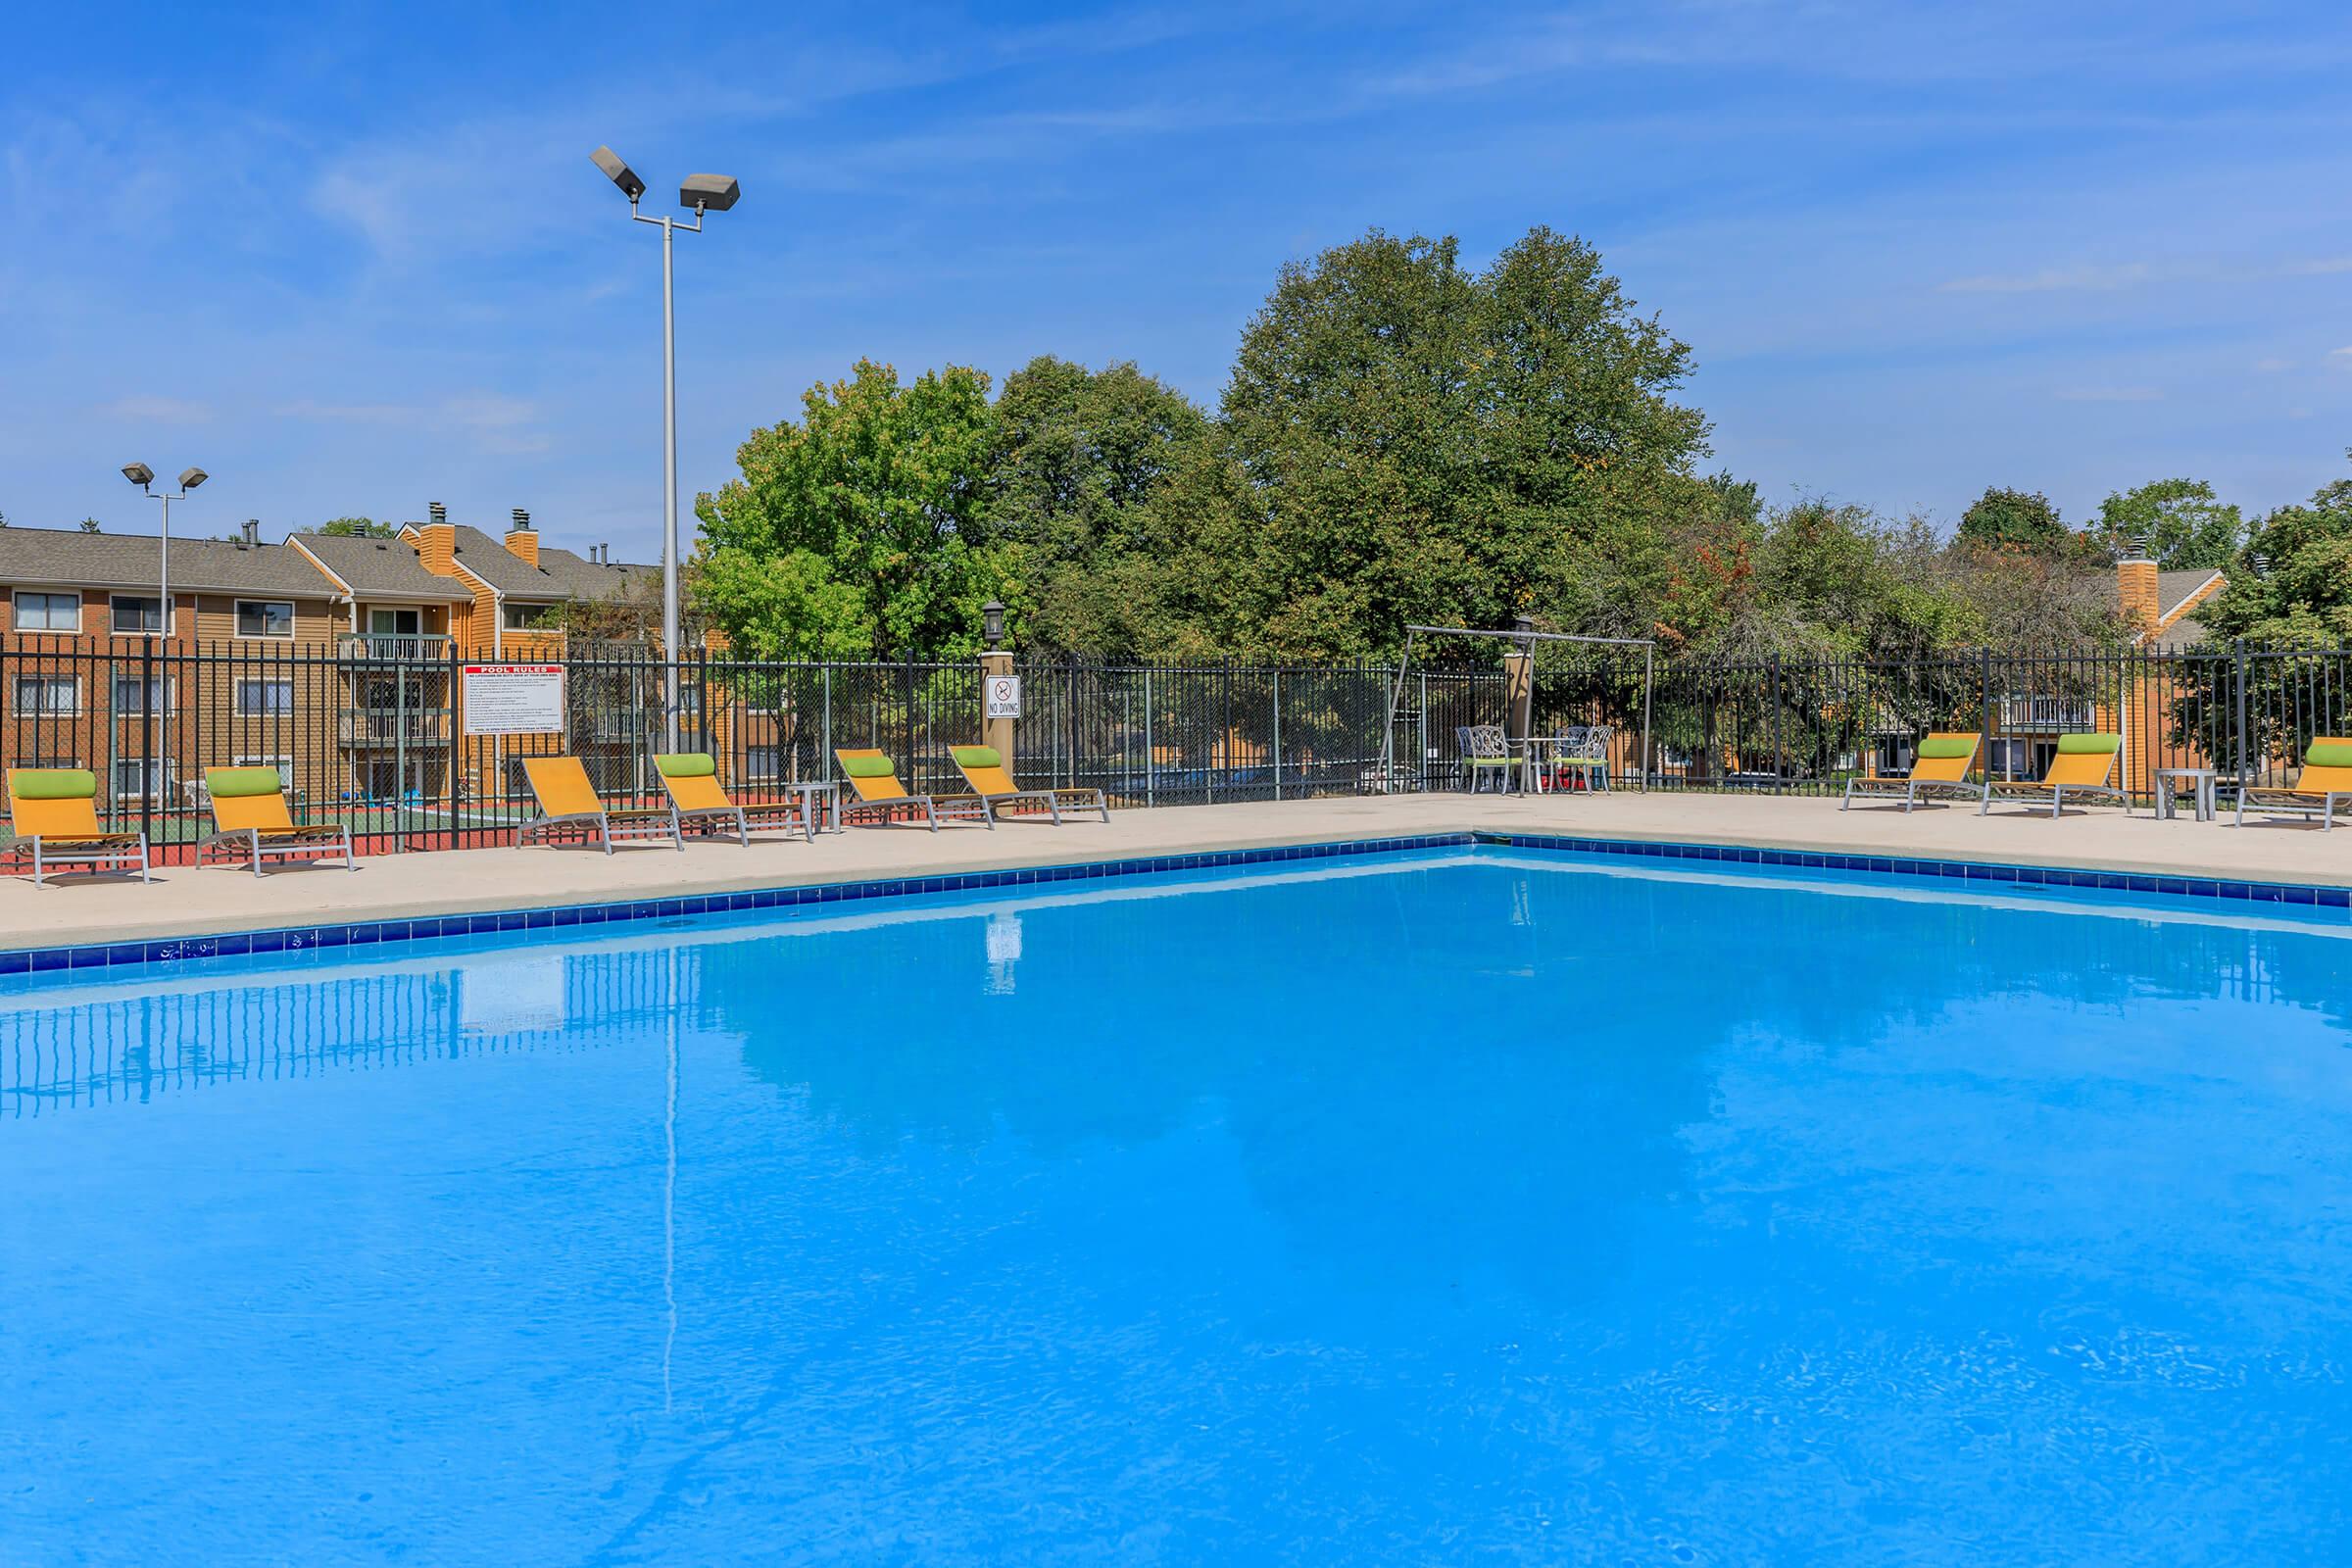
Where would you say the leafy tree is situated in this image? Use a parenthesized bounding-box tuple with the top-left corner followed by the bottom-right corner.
(320, 515, 397, 539)
(695, 360, 1010, 660)
(1956, 486, 2069, 553)
(986, 356, 1207, 657)
(2088, 478, 2242, 570)
(79, 516, 100, 533)
(2197, 461, 2352, 645)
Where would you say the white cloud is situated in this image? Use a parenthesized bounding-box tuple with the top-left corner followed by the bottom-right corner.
(1939, 263, 2152, 294)
(2055, 386, 2163, 403)
(2253, 357, 2293, 372)
(94, 394, 213, 423)
(274, 392, 549, 453)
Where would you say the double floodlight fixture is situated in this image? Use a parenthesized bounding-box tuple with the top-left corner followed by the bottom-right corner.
(121, 464, 205, 494)
(592, 145, 739, 216)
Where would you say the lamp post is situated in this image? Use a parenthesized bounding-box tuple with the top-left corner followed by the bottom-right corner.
(591, 145, 741, 753)
(121, 462, 205, 837)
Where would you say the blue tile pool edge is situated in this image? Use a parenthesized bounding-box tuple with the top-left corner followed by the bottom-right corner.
(0, 833, 1482, 975)
(1477, 830, 2352, 912)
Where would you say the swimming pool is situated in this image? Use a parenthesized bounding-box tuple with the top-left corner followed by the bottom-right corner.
(4, 845, 2348, 1564)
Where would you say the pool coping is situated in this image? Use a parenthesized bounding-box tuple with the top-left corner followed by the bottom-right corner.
(5, 826, 2347, 976)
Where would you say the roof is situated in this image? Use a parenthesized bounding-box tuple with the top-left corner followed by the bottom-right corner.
(288, 532, 472, 602)
(439, 525, 652, 602)
(0, 524, 337, 598)
(2101, 566, 2224, 623)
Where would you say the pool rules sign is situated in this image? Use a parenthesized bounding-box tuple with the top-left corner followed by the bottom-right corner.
(986, 674, 1022, 719)
(462, 663, 565, 735)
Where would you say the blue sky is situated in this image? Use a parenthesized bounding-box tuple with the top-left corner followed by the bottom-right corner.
(4, 1, 2348, 562)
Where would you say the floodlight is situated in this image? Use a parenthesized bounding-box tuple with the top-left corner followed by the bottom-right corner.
(122, 462, 155, 487)
(679, 173, 739, 213)
(592, 145, 647, 202)
(178, 467, 208, 491)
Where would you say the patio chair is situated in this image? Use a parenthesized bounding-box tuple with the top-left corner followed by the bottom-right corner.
(833, 749, 974, 830)
(198, 765, 355, 876)
(2234, 738, 2352, 830)
(4, 767, 151, 887)
(1457, 725, 1513, 793)
(1980, 733, 2127, 818)
(653, 752, 815, 844)
(1841, 732, 1985, 812)
(948, 745, 1110, 825)
(516, 756, 681, 853)
(1554, 724, 1612, 792)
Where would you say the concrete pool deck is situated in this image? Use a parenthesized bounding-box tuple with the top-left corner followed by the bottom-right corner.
(3, 790, 2348, 953)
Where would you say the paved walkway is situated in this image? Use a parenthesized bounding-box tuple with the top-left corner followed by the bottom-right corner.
(3, 790, 2345, 953)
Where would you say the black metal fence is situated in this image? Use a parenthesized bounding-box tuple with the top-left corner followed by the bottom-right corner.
(6, 638, 2351, 859)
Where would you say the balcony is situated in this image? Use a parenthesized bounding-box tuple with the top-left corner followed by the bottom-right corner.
(336, 632, 454, 662)
(1997, 695, 2098, 732)
(338, 707, 455, 747)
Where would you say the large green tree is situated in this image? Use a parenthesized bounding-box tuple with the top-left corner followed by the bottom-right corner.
(2197, 461, 2352, 645)
(2088, 477, 2242, 570)
(695, 360, 1008, 660)
(1955, 486, 2070, 553)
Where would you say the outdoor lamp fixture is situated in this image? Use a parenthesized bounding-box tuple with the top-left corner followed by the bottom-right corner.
(983, 600, 1006, 651)
(591, 143, 742, 752)
(122, 462, 207, 638)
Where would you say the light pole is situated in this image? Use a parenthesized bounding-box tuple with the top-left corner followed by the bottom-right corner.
(121, 462, 206, 837)
(591, 146, 741, 753)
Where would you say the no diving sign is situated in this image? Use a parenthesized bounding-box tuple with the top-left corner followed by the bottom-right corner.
(985, 674, 1022, 719)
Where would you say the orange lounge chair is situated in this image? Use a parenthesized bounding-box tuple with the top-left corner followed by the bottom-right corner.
(516, 756, 680, 853)
(199, 766, 355, 876)
(5, 767, 151, 886)
(2235, 738, 2352, 830)
(1981, 733, 2127, 818)
(832, 750, 988, 830)
(653, 752, 816, 843)
(948, 745, 1108, 826)
(1840, 732, 1984, 812)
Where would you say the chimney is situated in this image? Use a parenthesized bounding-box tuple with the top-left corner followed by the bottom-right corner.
(415, 501, 457, 573)
(503, 507, 540, 567)
(242, 518, 261, 548)
(2117, 543, 2160, 636)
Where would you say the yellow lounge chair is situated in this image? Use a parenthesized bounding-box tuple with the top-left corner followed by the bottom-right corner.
(1840, 732, 1984, 811)
(948, 744, 1108, 825)
(2235, 738, 2352, 830)
(1981, 733, 2127, 818)
(199, 765, 355, 876)
(516, 756, 681, 853)
(833, 749, 983, 830)
(653, 752, 816, 844)
(5, 768, 152, 886)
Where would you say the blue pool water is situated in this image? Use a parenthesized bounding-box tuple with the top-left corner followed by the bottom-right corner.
(4, 846, 2350, 1565)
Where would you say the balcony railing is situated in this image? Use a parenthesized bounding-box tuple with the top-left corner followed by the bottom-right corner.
(338, 707, 455, 747)
(336, 632, 453, 662)
(1997, 696, 2099, 731)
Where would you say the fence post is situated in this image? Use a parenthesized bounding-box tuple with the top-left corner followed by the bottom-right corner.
(1144, 667, 1155, 808)
(1272, 667, 1283, 801)
(1979, 647, 1994, 781)
(140, 637, 156, 849)
(1769, 653, 1785, 794)
(2233, 638, 2250, 796)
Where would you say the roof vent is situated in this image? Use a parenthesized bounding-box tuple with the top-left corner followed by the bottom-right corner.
(511, 508, 531, 532)
(242, 518, 261, 548)
(428, 501, 448, 527)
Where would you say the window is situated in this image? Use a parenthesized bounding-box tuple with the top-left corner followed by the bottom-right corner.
(111, 595, 167, 635)
(235, 678, 295, 716)
(235, 600, 295, 638)
(745, 745, 782, 781)
(112, 759, 178, 803)
(114, 675, 173, 714)
(14, 674, 79, 715)
(503, 603, 556, 630)
(12, 591, 80, 633)
(368, 608, 421, 635)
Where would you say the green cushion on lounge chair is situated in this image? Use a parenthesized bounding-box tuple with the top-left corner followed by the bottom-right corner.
(2306, 742, 2352, 768)
(655, 752, 715, 778)
(204, 766, 284, 798)
(839, 753, 897, 778)
(11, 768, 98, 800)
(1915, 735, 1976, 760)
(2056, 733, 2121, 755)
(953, 745, 1002, 769)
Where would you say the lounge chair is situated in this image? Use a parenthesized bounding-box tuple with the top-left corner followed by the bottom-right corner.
(1981, 733, 2127, 818)
(1841, 732, 1984, 812)
(653, 752, 816, 844)
(4, 767, 151, 886)
(2234, 738, 2352, 830)
(948, 745, 1109, 825)
(833, 749, 981, 830)
(198, 765, 356, 876)
(516, 756, 681, 853)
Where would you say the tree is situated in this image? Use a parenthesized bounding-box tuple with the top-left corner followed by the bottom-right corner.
(320, 516, 397, 539)
(986, 356, 1207, 658)
(2088, 478, 2242, 570)
(2197, 461, 2352, 646)
(79, 516, 100, 533)
(695, 360, 1009, 661)
(1956, 486, 2070, 553)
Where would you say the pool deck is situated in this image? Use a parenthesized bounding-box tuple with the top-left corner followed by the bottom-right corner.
(3, 790, 2347, 953)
